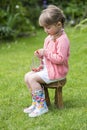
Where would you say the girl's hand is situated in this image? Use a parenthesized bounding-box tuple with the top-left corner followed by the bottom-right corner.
(34, 50, 39, 57)
(32, 65, 43, 72)
(34, 49, 44, 58)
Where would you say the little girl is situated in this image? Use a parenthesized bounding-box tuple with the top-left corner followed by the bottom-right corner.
(24, 5, 70, 117)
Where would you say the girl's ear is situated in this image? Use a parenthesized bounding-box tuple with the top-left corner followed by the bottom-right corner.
(57, 22, 62, 27)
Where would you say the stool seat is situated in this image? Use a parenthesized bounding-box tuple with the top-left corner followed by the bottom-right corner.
(42, 78, 66, 109)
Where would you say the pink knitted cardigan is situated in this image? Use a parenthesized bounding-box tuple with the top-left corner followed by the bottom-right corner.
(43, 31, 70, 80)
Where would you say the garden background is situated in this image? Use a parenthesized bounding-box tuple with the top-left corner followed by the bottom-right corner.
(0, 0, 87, 130)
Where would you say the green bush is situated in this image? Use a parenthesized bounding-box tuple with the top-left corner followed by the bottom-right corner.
(0, 2, 35, 40)
(0, 0, 87, 40)
(75, 18, 87, 32)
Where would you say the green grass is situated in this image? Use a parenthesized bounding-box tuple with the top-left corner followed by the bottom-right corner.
(0, 28, 87, 130)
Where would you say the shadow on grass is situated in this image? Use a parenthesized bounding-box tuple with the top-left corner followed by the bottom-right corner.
(46, 96, 86, 110)
(64, 98, 87, 109)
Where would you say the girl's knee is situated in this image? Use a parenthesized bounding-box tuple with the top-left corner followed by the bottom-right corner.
(24, 72, 34, 83)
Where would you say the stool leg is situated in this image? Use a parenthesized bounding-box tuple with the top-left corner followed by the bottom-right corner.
(55, 87, 64, 109)
(54, 88, 57, 106)
(44, 87, 51, 106)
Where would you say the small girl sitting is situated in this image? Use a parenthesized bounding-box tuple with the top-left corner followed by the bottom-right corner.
(24, 5, 70, 117)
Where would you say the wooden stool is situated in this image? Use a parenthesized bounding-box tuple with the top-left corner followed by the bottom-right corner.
(43, 78, 66, 109)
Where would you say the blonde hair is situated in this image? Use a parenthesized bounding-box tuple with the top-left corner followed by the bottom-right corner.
(39, 5, 65, 27)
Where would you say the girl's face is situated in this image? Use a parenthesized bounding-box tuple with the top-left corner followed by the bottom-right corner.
(43, 22, 62, 36)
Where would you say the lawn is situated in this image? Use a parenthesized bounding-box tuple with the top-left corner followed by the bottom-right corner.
(0, 28, 87, 130)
